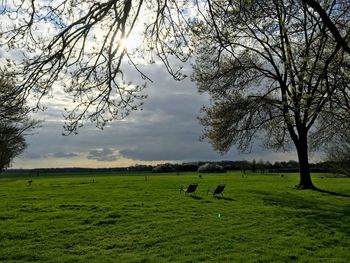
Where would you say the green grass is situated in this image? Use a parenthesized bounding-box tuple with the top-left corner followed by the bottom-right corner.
(0, 172, 349, 262)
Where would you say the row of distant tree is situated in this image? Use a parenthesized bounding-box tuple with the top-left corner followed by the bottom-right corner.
(5, 159, 348, 177)
(151, 160, 342, 174)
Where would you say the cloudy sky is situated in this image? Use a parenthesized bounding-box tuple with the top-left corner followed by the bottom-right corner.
(11, 61, 307, 169)
(1, 1, 315, 169)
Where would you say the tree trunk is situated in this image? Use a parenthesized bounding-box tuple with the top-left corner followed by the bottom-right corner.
(295, 134, 315, 189)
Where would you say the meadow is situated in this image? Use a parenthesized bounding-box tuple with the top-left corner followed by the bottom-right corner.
(0, 171, 349, 262)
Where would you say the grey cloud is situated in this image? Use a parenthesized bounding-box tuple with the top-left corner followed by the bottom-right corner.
(120, 143, 225, 162)
(49, 152, 79, 158)
(87, 148, 121, 162)
(15, 62, 302, 168)
(21, 152, 46, 159)
(20, 77, 236, 164)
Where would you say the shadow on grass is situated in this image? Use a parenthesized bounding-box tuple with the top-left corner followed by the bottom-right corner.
(213, 196, 236, 201)
(253, 190, 350, 236)
(189, 195, 203, 200)
(313, 187, 350, 198)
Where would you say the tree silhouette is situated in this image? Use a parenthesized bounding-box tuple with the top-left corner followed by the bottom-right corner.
(194, 0, 350, 189)
(0, 69, 38, 171)
(0, 124, 27, 171)
(0, 0, 192, 133)
(303, 0, 350, 54)
(326, 134, 350, 177)
(0, 1, 348, 135)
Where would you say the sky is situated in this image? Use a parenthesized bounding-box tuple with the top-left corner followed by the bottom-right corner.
(11, 62, 307, 169)
(2, 1, 319, 169)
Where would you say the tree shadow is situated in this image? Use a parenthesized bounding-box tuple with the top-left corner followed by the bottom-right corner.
(313, 187, 350, 198)
(252, 190, 350, 236)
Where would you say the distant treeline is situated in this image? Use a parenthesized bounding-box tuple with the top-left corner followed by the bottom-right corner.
(4, 160, 335, 175)
(151, 160, 333, 174)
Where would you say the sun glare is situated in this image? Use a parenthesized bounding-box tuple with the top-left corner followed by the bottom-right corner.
(119, 34, 140, 51)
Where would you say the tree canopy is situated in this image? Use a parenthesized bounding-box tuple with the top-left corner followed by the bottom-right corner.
(0, 1, 348, 133)
(303, 0, 350, 53)
(193, 0, 350, 188)
(0, 69, 38, 171)
(0, 0, 194, 133)
(326, 134, 350, 177)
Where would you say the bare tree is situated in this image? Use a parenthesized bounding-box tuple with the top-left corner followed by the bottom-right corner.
(193, 0, 350, 189)
(0, 0, 192, 133)
(326, 134, 350, 177)
(0, 68, 38, 171)
(303, 0, 350, 54)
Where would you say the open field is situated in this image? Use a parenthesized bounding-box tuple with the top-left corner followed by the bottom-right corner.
(0, 172, 349, 262)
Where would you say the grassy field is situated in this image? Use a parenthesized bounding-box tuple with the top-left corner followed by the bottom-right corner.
(0, 172, 349, 262)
